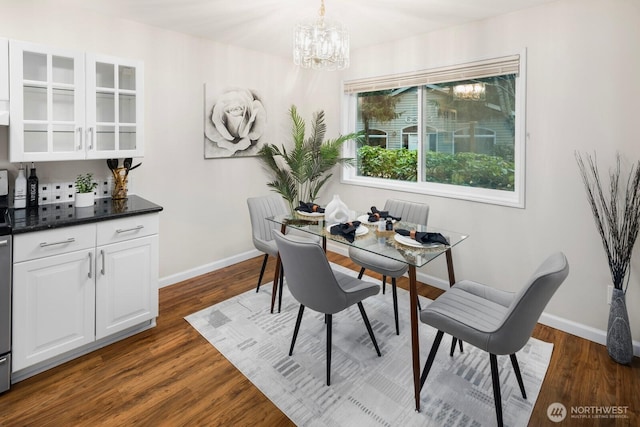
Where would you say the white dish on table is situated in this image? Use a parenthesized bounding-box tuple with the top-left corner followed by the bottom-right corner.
(394, 234, 443, 248)
(296, 210, 324, 217)
(357, 214, 396, 225)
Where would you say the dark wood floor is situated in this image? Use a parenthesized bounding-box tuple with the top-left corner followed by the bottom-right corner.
(0, 253, 638, 426)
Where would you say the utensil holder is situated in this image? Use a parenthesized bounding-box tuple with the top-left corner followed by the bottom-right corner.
(111, 167, 128, 200)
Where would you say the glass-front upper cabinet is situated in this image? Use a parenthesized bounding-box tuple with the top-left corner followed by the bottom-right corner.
(9, 40, 86, 162)
(9, 40, 144, 162)
(85, 54, 144, 159)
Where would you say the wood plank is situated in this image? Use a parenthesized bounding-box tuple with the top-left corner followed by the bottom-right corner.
(0, 253, 637, 426)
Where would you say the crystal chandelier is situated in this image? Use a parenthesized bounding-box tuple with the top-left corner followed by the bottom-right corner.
(452, 83, 486, 101)
(293, 0, 349, 71)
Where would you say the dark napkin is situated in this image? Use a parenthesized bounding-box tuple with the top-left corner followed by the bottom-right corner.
(296, 201, 325, 213)
(368, 206, 401, 222)
(330, 221, 361, 243)
(395, 228, 449, 245)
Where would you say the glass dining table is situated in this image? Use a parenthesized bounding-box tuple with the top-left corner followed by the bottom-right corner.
(267, 212, 468, 412)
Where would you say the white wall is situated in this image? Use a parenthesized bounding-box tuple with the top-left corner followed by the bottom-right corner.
(330, 0, 640, 347)
(0, 0, 638, 350)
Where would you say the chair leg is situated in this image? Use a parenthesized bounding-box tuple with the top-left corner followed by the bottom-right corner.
(490, 354, 504, 427)
(256, 254, 269, 292)
(289, 305, 305, 356)
(357, 302, 381, 357)
(510, 354, 527, 399)
(277, 263, 284, 313)
(382, 275, 387, 294)
(420, 330, 444, 390)
(357, 267, 365, 279)
(449, 337, 465, 356)
(391, 278, 399, 335)
(326, 314, 332, 386)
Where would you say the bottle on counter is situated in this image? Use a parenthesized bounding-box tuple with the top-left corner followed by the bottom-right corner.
(14, 164, 27, 209)
(27, 162, 39, 208)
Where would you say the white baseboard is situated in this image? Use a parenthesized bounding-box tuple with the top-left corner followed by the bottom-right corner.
(160, 244, 640, 357)
(158, 249, 261, 288)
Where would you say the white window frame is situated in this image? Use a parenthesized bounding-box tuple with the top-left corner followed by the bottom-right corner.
(340, 50, 527, 208)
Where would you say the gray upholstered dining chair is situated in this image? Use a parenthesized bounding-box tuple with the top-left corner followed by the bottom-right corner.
(419, 252, 569, 427)
(348, 199, 430, 335)
(247, 194, 289, 293)
(274, 230, 382, 386)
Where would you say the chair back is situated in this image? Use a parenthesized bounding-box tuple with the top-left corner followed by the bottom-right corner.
(490, 252, 569, 354)
(274, 230, 349, 314)
(384, 199, 429, 225)
(247, 195, 288, 254)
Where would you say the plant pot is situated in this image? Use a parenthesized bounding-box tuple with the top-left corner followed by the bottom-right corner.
(75, 192, 95, 208)
(606, 288, 633, 365)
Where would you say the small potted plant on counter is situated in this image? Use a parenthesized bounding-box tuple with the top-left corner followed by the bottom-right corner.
(74, 173, 98, 208)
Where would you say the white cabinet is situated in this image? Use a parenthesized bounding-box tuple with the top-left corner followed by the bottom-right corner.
(95, 215, 158, 339)
(1, 37, 9, 125)
(9, 40, 144, 162)
(12, 214, 158, 373)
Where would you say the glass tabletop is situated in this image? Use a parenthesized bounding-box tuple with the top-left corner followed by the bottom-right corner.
(267, 212, 468, 268)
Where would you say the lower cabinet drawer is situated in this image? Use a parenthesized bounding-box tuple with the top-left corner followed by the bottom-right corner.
(13, 224, 96, 263)
(97, 214, 159, 246)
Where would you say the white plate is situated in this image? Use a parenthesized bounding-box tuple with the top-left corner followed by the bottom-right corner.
(296, 210, 324, 217)
(394, 234, 442, 248)
(357, 214, 396, 225)
(326, 224, 369, 236)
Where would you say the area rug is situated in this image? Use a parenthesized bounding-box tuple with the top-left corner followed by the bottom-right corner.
(185, 264, 553, 427)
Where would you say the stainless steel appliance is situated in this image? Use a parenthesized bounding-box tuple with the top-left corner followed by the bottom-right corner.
(0, 188, 12, 393)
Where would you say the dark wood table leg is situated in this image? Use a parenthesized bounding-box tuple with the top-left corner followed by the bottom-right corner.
(408, 265, 421, 412)
(270, 223, 288, 313)
(445, 248, 456, 286)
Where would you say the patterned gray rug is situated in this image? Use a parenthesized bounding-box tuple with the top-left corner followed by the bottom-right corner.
(185, 264, 552, 427)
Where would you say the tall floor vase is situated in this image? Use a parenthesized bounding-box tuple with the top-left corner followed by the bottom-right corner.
(606, 288, 633, 365)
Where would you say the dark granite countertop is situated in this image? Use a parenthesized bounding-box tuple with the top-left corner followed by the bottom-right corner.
(10, 195, 163, 234)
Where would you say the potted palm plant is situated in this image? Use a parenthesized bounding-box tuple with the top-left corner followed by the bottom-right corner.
(257, 105, 362, 212)
(75, 173, 98, 208)
(575, 151, 640, 364)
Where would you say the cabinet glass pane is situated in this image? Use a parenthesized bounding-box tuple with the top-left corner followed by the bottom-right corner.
(52, 124, 76, 152)
(119, 126, 136, 150)
(52, 88, 74, 121)
(96, 62, 114, 88)
(96, 125, 115, 151)
(23, 86, 47, 120)
(24, 123, 48, 153)
(23, 52, 47, 81)
(118, 66, 136, 90)
(52, 56, 74, 85)
(96, 92, 115, 123)
(119, 94, 136, 123)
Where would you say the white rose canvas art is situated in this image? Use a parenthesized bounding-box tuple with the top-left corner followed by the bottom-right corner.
(204, 85, 267, 158)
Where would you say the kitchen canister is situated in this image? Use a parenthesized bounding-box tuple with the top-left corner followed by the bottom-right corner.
(324, 194, 350, 224)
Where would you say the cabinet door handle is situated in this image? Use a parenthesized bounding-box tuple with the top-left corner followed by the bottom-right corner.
(88, 252, 93, 279)
(0, 239, 8, 247)
(87, 127, 94, 150)
(76, 126, 83, 151)
(100, 249, 105, 275)
(116, 225, 144, 234)
(0, 357, 7, 365)
(39, 238, 75, 247)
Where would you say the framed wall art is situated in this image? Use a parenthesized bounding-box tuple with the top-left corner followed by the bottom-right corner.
(204, 85, 267, 159)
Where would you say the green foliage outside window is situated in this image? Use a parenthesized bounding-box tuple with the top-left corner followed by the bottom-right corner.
(357, 146, 514, 190)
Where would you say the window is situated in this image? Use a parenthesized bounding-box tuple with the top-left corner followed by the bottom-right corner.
(342, 52, 526, 208)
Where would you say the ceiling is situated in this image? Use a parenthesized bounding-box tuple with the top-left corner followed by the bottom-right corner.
(65, 0, 557, 59)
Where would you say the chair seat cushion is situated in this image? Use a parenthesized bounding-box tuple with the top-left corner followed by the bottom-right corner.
(349, 247, 408, 277)
(420, 287, 509, 352)
(333, 270, 380, 309)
